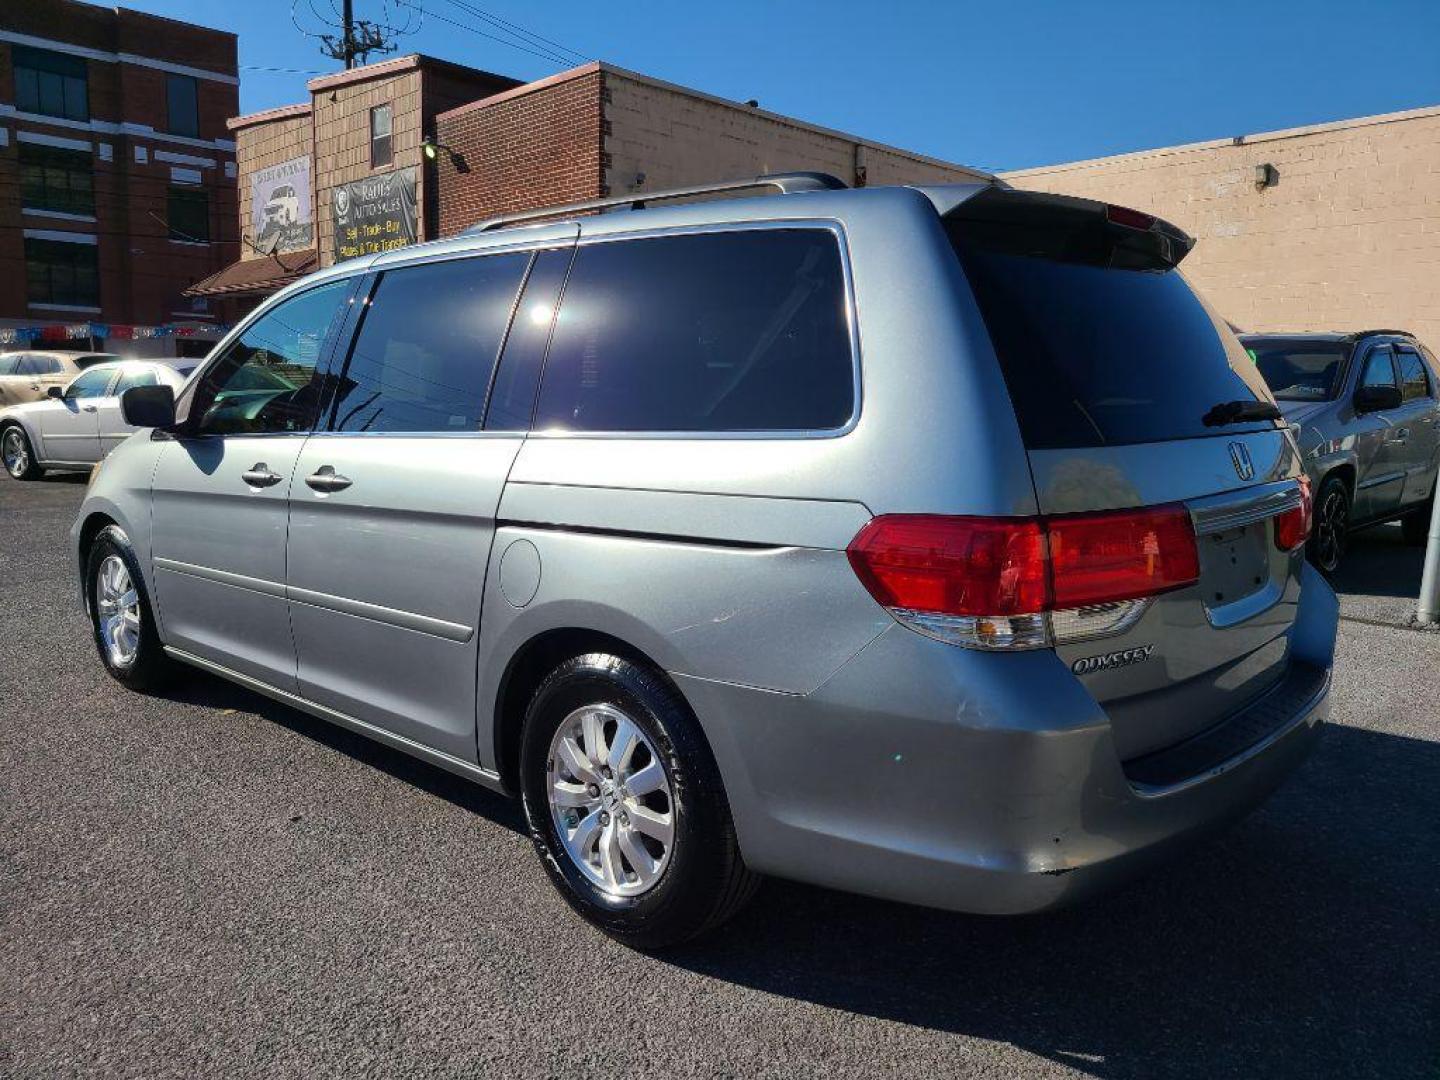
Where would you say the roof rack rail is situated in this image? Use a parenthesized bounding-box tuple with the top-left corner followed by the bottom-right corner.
(464, 171, 848, 234)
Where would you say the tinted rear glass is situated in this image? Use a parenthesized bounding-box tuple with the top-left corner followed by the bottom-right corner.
(534, 229, 853, 432)
(1244, 338, 1351, 401)
(950, 225, 1275, 449)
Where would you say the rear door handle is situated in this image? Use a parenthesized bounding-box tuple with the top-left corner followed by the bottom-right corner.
(305, 465, 352, 493)
(82, 405, 98, 413)
(1393, 427, 1410, 442)
(241, 463, 284, 488)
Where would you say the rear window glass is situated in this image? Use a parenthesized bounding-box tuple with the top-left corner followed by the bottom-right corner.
(534, 229, 853, 433)
(1245, 338, 1351, 401)
(950, 225, 1275, 449)
(1398, 349, 1431, 401)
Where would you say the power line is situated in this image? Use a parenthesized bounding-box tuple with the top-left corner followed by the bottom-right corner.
(434, 0, 589, 65)
(391, 0, 575, 67)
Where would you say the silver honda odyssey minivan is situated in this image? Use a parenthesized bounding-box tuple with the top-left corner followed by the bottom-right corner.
(73, 174, 1337, 948)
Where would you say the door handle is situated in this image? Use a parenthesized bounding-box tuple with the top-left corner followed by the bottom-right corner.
(1393, 427, 1410, 442)
(83, 405, 98, 413)
(305, 465, 352, 493)
(241, 463, 284, 488)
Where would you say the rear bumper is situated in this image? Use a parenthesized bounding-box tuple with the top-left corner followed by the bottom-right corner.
(675, 561, 1337, 915)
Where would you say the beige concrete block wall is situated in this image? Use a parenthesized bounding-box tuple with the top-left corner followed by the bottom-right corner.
(233, 111, 311, 261)
(602, 67, 987, 196)
(311, 69, 424, 267)
(1002, 106, 1440, 355)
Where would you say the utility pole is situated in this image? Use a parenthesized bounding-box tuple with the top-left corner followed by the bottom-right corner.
(1416, 495, 1440, 624)
(342, 0, 354, 68)
(316, 0, 397, 70)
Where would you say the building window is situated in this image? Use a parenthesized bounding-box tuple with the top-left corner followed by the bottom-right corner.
(167, 74, 200, 138)
(370, 105, 393, 168)
(168, 187, 210, 243)
(13, 45, 89, 122)
(25, 238, 100, 308)
(20, 143, 95, 216)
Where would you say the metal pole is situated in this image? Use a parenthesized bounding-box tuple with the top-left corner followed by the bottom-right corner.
(1417, 492, 1440, 624)
(342, 0, 354, 69)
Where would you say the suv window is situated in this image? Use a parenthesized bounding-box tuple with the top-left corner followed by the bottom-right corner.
(113, 367, 158, 395)
(64, 367, 113, 400)
(1397, 349, 1430, 401)
(1360, 347, 1398, 390)
(18, 356, 62, 376)
(192, 280, 351, 436)
(534, 229, 854, 432)
(1247, 338, 1349, 401)
(329, 253, 528, 433)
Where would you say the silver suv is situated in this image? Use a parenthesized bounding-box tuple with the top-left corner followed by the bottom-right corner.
(1243, 331, 1439, 572)
(73, 175, 1337, 948)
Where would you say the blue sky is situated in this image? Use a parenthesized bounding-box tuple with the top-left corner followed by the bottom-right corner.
(149, 0, 1440, 171)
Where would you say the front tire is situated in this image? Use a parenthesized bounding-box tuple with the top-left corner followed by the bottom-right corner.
(85, 526, 174, 691)
(2, 424, 42, 480)
(519, 653, 758, 949)
(1309, 475, 1350, 575)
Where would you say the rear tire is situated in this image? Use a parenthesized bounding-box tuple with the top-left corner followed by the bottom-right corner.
(85, 526, 174, 691)
(2, 424, 42, 481)
(1401, 498, 1432, 546)
(1309, 475, 1350, 575)
(519, 653, 758, 949)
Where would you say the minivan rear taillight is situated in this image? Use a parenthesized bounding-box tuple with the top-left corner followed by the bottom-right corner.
(847, 505, 1200, 650)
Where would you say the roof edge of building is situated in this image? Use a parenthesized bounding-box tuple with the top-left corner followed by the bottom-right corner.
(228, 101, 313, 131)
(434, 61, 603, 122)
(1003, 101, 1440, 178)
(307, 53, 519, 94)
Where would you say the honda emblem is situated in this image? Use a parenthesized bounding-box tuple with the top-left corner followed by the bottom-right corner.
(1229, 442, 1255, 481)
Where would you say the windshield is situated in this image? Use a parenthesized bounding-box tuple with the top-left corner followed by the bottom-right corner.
(949, 222, 1276, 449)
(1244, 338, 1351, 401)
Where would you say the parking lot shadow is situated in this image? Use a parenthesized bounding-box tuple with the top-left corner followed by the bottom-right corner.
(1331, 524, 1425, 601)
(163, 670, 1436, 1078)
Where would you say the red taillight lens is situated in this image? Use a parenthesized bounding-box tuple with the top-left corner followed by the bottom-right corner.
(1104, 203, 1156, 230)
(847, 504, 1200, 624)
(846, 516, 1049, 616)
(1048, 505, 1199, 608)
(1274, 476, 1312, 552)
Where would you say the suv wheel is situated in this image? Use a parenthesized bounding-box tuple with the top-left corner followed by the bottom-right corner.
(519, 653, 758, 949)
(1310, 475, 1350, 574)
(85, 526, 174, 691)
(1401, 498, 1432, 546)
(2, 425, 42, 480)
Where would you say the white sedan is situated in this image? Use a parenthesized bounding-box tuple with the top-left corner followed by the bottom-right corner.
(0, 360, 193, 481)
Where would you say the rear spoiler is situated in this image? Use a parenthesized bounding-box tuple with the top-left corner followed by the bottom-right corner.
(939, 186, 1195, 271)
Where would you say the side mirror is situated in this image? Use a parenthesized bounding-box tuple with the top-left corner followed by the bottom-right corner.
(46, 385, 64, 400)
(1354, 384, 1402, 413)
(121, 384, 177, 429)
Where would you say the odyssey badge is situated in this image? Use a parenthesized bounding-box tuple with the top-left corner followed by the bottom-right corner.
(1071, 644, 1156, 676)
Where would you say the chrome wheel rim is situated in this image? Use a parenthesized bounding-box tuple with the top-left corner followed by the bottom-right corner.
(95, 555, 141, 668)
(1314, 488, 1347, 571)
(2, 428, 27, 477)
(547, 704, 675, 898)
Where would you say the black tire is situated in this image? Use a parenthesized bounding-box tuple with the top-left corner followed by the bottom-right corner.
(519, 653, 758, 949)
(1401, 498, 1432, 546)
(1309, 475, 1350, 575)
(85, 525, 174, 691)
(1, 423, 43, 481)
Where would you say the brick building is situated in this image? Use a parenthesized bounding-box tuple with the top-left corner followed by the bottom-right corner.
(1003, 104, 1440, 355)
(186, 55, 516, 308)
(433, 62, 990, 236)
(0, 0, 239, 356)
(202, 56, 988, 313)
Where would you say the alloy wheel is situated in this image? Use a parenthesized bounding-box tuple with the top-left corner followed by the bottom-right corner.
(2, 428, 28, 478)
(95, 555, 142, 668)
(546, 703, 675, 898)
(1314, 487, 1347, 572)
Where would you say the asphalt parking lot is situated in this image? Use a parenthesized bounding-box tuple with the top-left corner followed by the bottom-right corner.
(2, 472, 1437, 1080)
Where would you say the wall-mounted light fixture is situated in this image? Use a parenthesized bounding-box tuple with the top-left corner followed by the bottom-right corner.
(1254, 163, 1279, 190)
(421, 136, 467, 172)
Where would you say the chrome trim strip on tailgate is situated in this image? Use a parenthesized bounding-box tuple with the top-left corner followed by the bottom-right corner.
(1188, 480, 1304, 536)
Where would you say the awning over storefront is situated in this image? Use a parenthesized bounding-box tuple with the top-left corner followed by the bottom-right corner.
(182, 250, 318, 298)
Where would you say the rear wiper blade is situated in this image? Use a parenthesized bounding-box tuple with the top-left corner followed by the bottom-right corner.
(1202, 399, 1282, 427)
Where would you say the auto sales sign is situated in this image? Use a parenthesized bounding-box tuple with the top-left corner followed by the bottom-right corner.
(332, 168, 418, 261)
(249, 156, 314, 255)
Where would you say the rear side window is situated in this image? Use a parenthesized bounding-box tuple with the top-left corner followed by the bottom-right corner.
(0, 357, 16, 376)
(950, 219, 1275, 449)
(18, 356, 62, 376)
(330, 253, 528, 433)
(1397, 349, 1431, 401)
(113, 367, 158, 394)
(534, 229, 853, 433)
